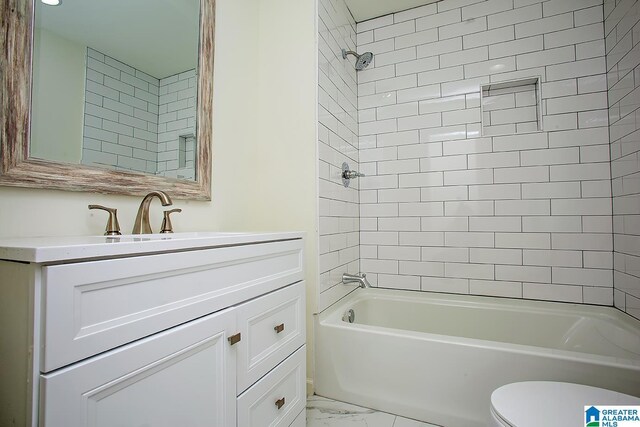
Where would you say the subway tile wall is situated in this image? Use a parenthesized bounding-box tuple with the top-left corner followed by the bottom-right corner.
(318, 0, 361, 312)
(157, 71, 197, 180)
(606, 0, 640, 320)
(83, 48, 197, 179)
(83, 48, 160, 174)
(356, 0, 613, 305)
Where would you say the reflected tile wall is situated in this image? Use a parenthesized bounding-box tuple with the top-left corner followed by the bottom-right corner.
(82, 48, 160, 174)
(82, 47, 197, 180)
(317, 0, 361, 312)
(157, 70, 197, 180)
(606, 0, 640, 320)
(356, 0, 613, 305)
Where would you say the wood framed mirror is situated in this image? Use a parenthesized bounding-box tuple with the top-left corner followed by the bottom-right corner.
(1, 0, 214, 200)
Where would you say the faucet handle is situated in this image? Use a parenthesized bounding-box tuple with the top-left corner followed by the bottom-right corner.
(160, 208, 182, 234)
(88, 205, 122, 236)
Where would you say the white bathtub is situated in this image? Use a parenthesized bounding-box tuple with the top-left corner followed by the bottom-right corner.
(315, 288, 640, 427)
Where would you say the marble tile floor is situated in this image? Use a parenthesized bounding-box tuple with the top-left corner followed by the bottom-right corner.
(307, 395, 441, 427)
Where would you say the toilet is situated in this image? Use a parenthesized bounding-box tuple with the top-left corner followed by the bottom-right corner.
(490, 381, 640, 427)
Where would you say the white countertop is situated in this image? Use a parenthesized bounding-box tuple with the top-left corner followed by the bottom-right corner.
(0, 231, 304, 263)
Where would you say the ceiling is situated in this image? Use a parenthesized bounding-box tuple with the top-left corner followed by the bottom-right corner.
(35, 0, 199, 79)
(345, 0, 440, 22)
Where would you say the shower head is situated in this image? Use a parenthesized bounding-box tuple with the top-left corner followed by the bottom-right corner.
(342, 49, 374, 70)
(355, 51, 373, 70)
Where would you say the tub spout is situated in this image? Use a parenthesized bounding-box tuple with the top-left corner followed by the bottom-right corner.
(342, 272, 372, 288)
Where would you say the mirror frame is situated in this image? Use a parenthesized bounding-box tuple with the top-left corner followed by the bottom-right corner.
(0, 0, 214, 200)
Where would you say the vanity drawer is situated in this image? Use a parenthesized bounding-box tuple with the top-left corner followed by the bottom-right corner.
(42, 239, 303, 372)
(236, 281, 305, 393)
(289, 409, 306, 427)
(237, 345, 306, 427)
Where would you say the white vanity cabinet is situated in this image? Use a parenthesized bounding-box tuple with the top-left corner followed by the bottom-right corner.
(0, 232, 306, 427)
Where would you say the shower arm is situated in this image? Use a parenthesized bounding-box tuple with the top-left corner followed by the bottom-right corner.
(342, 49, 360, 59)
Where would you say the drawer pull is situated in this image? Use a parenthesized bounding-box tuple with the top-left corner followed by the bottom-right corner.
(228, 333, 241, 345)
(274, 323, 285, 334)
(275, 397, 285, 410)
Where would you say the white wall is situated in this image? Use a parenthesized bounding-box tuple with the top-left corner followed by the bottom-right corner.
(356, 0, 613, 305)
(606, 0, 640, 320)
(0, 0, 318, 387)
(317, 0, 361, 313)
(31, 27, 85, 164)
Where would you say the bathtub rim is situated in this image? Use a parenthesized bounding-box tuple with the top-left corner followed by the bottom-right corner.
(318, 287, 640, 370)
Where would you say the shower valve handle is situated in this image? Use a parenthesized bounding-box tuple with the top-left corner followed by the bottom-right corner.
(343, 170, 365, 180)
(341, 162, 364, 188)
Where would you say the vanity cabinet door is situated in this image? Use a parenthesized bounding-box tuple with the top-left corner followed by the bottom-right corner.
(40, 308, 237, 427)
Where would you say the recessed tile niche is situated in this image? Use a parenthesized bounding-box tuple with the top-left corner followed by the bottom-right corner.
(480, 77, 542, 137)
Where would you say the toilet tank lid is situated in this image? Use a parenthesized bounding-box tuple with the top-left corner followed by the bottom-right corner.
(491, 381, 640, 427)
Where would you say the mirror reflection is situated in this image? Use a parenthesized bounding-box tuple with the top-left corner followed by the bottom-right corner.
(30, 0, 200, 181)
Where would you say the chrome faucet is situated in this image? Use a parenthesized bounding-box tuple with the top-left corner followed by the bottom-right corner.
(132, 191, 173, 234)
(342, 272, 372, 288)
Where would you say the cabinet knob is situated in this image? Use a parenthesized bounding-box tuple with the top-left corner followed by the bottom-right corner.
(274, 323, 285, 334)
(88, 205, 121, 236)
(228, 333, 241, 345)
(275, 397, 285, 410)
